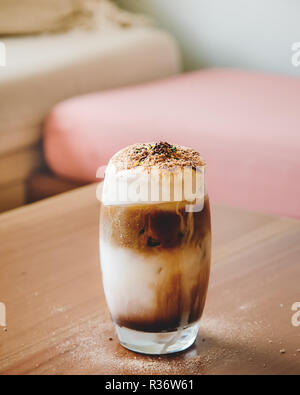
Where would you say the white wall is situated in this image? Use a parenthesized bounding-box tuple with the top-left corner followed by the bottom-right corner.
(117, 0, 300, 76)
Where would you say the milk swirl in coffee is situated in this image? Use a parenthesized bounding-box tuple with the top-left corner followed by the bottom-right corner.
(99, 142, 211, 353)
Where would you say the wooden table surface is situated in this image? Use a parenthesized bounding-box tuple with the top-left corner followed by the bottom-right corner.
(0, 184, 299, 375)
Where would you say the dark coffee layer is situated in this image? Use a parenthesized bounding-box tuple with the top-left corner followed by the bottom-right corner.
(100, 196, 211, 253)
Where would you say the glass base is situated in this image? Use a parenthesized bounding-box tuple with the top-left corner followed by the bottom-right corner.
(115, 322, 200, 355)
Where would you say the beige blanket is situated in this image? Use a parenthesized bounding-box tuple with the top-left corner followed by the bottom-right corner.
(0, 0, 149, 35)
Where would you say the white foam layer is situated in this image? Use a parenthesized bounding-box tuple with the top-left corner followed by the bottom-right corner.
(101, 162, 205, 206)
(100, 239, 160, 318)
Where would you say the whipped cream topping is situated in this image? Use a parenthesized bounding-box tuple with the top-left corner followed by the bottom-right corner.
(101, 142, 206, 206)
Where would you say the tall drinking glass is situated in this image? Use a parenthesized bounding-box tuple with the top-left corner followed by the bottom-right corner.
(99, 142, 211, 354)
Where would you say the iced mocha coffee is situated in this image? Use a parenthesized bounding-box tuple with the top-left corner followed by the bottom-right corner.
(99, 142, 211, 354)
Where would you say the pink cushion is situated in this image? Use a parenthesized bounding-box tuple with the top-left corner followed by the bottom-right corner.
(44, 69, 300, 218)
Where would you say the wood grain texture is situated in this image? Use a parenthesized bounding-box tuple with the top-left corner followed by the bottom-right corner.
(0, 184, 299, 375)
(0, 181, 26, 213)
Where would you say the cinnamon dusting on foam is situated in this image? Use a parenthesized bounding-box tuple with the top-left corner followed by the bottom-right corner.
(110, 141, 205, 171)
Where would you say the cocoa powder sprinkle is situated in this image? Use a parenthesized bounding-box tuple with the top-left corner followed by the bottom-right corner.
(111, 142, 205, 171)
